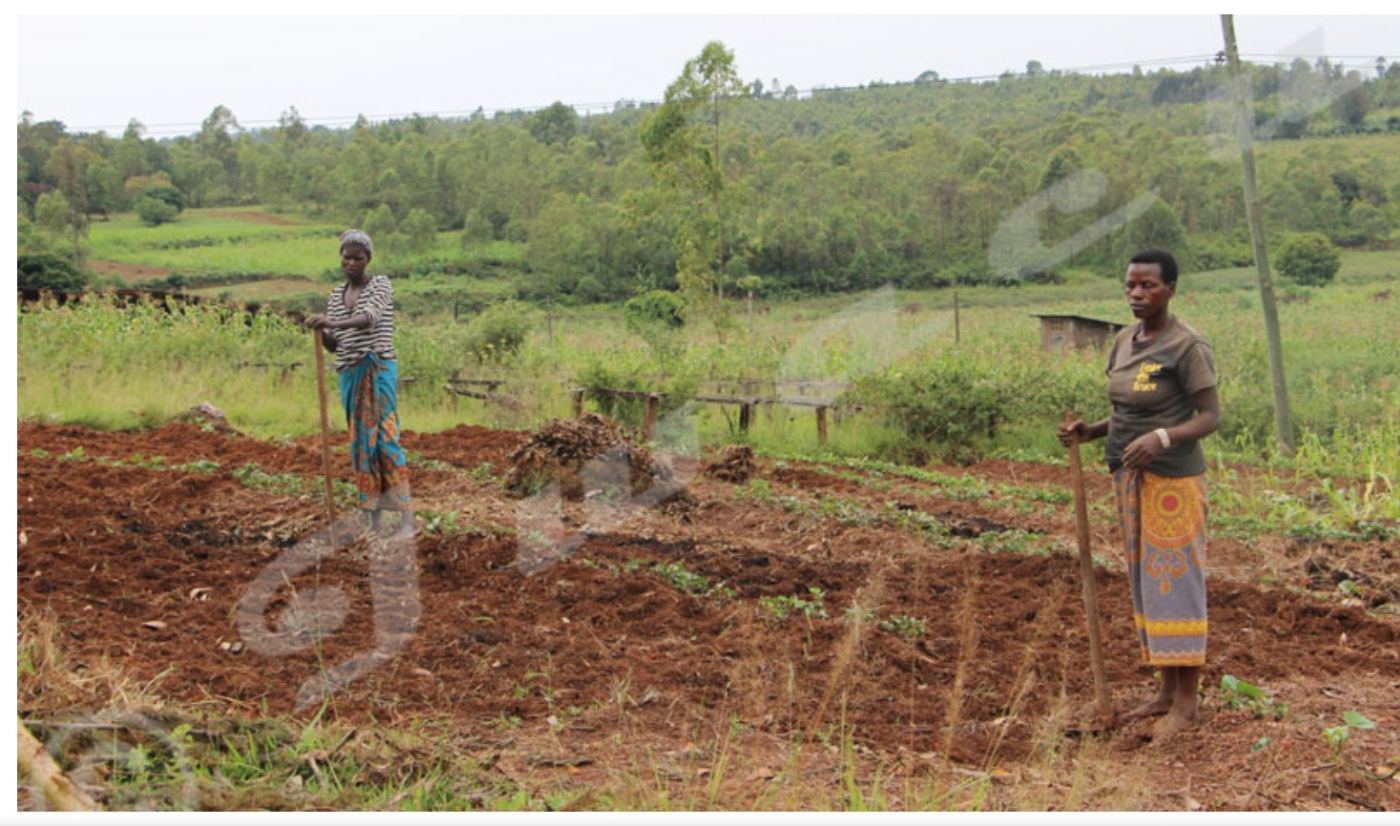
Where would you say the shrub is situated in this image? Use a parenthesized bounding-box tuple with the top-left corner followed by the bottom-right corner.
(461, 209, 494, 245)
(136, 194, 180, 226)
(622, 290, 687, 371)
(1347, 201, 1393, 246)
(1276, 232, 1341, 286)
(854, 358, 1016, 464)
(1193, 237, 1255, 271)
(362, 204, 397, 248)
(623, 290, 686, 331)
(34, 191, 74, 235)
(852, 349, 1104, 464)
(464, 301, 531, 363)
(575, 357, 700, 429)
(573, 275, 608, 304)
(138, 185, 186, 211)
(401, 208, 437, 250)
(18, 252, 88, 292)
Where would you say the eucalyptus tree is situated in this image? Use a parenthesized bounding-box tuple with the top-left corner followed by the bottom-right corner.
(640, 41, 751, 314)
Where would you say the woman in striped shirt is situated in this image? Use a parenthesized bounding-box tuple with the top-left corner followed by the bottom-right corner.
(306, 229, 414, 535)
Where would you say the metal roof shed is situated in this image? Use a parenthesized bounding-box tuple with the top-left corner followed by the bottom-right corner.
(1031, 314, 1127, 353)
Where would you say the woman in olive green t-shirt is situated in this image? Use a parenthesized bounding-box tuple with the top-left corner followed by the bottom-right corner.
(1059, 249, 1221, 742)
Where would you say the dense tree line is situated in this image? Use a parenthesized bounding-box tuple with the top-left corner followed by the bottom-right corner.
(17, 50, 1400, 301)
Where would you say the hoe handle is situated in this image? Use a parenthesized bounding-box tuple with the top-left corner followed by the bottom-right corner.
(1064, 411, 1113, 726)
(314, 331, 337, 526)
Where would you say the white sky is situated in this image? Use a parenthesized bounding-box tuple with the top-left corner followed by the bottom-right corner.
(14, 7, 1400, 137)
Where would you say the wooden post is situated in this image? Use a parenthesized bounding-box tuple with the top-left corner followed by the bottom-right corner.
(572, 388, 585, 418)
(953, 287, 961, 345)
(644, 393, 660, 440)
(739, 401, 753, 433)
(816, 405, 829, 445)
(1221, 14, 1295, 454)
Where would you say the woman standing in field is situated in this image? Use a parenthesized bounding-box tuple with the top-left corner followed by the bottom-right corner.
(1059, 249, 1220, 741)
(306, 229, 414, 536)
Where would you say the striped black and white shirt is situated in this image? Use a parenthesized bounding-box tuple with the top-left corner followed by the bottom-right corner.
(326, 275, 397, 372)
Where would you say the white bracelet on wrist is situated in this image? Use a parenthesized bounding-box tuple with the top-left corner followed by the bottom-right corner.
(1154, 428, 1171, 449)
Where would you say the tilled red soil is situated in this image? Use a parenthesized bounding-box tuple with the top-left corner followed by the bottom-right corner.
(199, 209, 297, 226)
(17, 422, 1400, 811)
(85, 260, 172, 280)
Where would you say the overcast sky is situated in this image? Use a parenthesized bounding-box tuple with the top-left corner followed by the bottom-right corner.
(14, 11, 1400, 137)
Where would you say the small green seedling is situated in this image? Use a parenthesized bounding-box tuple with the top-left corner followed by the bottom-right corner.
(1322, 710, 1376, 756)
(1219, 674, 1287, 720)
(419, 509, 463, 536)
(760, 587, 828, 620)
(653, 562, 735, 600)
(844, 604, 876, 624)
(175, 458, 220, 474)
(654, 562, 711, 595)
(878, 614, 926, 640)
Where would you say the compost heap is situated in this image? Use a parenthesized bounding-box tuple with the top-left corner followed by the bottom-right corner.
(505, 413, 676, 501)
(703, 444, 756, 483)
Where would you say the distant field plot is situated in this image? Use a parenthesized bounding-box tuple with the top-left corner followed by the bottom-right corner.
(187, 277, 327, 301)
(87, 209, 336, 276)
(88, 210, 527, 291)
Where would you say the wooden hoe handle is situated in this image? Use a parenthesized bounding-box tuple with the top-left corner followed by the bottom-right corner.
(314, 331, 337, 527)
(1064, 411, 1114, 727)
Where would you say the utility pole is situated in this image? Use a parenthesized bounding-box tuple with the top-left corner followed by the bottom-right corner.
(1221, 15, 1295, 453)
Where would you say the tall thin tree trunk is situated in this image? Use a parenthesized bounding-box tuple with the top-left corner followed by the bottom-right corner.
(714, 92, 724, 303)
(1221, 14, 1295, 454)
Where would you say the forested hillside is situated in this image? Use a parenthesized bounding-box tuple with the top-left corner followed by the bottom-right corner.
(18, 48, 1400, 301)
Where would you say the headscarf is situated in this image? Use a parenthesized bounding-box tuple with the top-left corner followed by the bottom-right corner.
(339, 228, 374, 259)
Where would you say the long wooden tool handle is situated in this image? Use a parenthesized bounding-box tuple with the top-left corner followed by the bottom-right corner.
(18, 716, 99, 811)
(313, 330, 337, 526)
(1064, 411, 1113, 725)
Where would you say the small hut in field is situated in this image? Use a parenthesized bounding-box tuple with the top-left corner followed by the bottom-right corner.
(1031, 314, 1126, 354)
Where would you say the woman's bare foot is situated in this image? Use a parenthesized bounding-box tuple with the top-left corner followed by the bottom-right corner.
(1150, 665, 1201, 742)
(1150, 706, 1198, 741)
(1123, 670, 1177, 721)
(1122, 696, 1174, 721)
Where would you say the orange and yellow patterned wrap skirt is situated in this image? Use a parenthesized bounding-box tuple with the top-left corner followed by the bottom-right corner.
(1112, 468, 1208, 667)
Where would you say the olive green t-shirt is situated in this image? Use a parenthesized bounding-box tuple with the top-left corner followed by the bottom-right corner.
(1104, 317, 1217, 477)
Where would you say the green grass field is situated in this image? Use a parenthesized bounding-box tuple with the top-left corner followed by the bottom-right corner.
(87, 208, 525, 290)
(18, 261, 1400, 550)
(26, 208, 1400, 488)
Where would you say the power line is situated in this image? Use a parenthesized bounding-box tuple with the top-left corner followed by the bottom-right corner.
(62, 51, 1399, 138)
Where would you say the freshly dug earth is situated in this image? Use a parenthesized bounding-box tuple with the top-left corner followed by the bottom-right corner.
(504, 413, 675, 501)
(16, 421, 1400, 811)
(85, 260, 171, 280)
